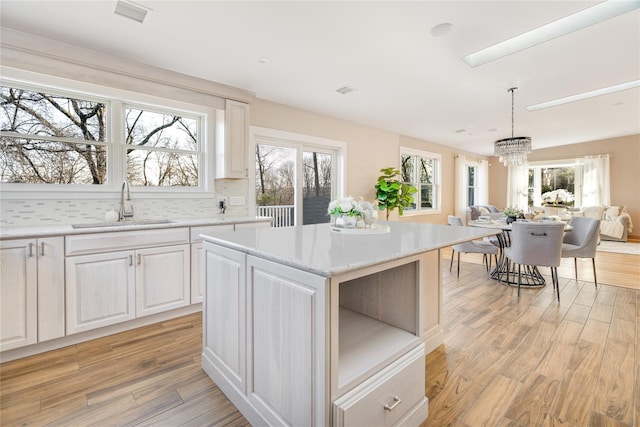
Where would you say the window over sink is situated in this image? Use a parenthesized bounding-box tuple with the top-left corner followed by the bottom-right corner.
(1, 78, 214, 196)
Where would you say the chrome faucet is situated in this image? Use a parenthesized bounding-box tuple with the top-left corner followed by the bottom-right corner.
(119, 181, 134, 222)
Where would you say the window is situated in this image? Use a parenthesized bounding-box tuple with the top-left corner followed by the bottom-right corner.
(528, 162, 579, 207)
(0, 86, 108, 185)
(254, 139, 338, 227)
(125, 106, 200, 187)
(1, 81, 209, 193)
(400, 148, 441, 212)
(467, 164, 477, 206)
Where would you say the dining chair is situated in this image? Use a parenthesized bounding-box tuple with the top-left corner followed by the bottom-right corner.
(504, 222, 565, 301)
(447, 215, 498, 279)
(561, 216, 601, 288)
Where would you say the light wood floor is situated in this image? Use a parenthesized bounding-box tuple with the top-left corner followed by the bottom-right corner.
(1, 250, 639, 426)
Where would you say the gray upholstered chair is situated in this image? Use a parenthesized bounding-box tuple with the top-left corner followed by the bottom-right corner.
(504, 222, 565, 301)
(448, 215, 498, 278)
(562, 216, 601, 288)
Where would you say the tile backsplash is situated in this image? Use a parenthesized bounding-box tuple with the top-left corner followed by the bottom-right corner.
(0, 179, 250, 227)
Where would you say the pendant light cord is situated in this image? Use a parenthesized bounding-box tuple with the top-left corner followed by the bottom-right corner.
(509, 87, 517, 139)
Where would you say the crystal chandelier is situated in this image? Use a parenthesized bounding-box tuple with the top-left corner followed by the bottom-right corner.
(494, 87, 531, 166)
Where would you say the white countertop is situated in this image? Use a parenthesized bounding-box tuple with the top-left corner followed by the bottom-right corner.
(0, 216, 271, 239)
(201, 221, 499, 277)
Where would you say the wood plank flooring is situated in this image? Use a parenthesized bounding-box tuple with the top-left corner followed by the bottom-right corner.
(1, 250, 639, 426)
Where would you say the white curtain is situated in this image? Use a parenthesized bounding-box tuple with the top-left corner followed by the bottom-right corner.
(454, 154, 467, 223)
(582, 154, 610, 206)
(478, 160, 489, 205)
(506, 163, 529, 209)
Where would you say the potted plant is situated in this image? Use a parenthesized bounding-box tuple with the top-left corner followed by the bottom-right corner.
(502, 206, 521, 224)
(327, 196, 363, 228)
(374, 167, 417, 220)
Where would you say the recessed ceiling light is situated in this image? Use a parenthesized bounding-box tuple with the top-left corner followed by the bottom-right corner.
(258, 57, 270, 64)
(336, 86, 356, 95)
(431, 23, 453, 37)
(462, 1, 640, 67)
(454, 128, 467, 133)
(527, 80, 640, 111)
(114, 0, 150, 23)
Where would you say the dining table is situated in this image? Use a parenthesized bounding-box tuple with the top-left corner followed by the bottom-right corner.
(468, 218, 573, 287)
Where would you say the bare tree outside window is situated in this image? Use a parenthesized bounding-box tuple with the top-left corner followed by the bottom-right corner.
(125, 108, 199, 187)
(0, 86, 107, 184)
(0, 85, 202, 188)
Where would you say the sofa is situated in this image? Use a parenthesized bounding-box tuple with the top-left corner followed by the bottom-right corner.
(468, 205, 504, 221)
(573, 205, 633, 242)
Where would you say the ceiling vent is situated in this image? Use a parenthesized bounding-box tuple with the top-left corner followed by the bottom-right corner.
(336, 86, 355, 95)
(114, 0, 149, 23)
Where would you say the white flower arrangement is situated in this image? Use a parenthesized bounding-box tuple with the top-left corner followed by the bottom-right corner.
(502, 206, 521, 217)
(328, 197, 379, 228)
(328, 196, 362, 217)
(541, 189, 574, 205)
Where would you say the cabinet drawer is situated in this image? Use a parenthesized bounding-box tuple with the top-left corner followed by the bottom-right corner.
(234, 221, 270, 230)
(190, 225, 234, 243)
(66, 228, 189, 256)
(334, 344, 426, 427)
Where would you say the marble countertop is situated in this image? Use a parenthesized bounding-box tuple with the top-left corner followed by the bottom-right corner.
(0, 216, 271, 239)
(201, 221, 500, 277)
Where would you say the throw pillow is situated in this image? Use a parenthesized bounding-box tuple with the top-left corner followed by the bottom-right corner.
(469, 206, 480, 220)
(604, 206, 620, 221)
(479, 206, 490, 215)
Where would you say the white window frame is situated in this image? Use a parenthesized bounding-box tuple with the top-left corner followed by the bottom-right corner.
(466, 161, 479, 207)
(250, 126, 346, 226)
(0, 70, 217, 200)
(527, 159, 581, 207)
(400, 147, 441, 215)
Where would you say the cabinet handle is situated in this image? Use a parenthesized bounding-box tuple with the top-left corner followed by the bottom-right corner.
(384, 396, 402, 411)
(137, 254, 141, 265)
(28, 243, 34, 257)
(40, 242, 45, 256)
(129, 255, 133, 266)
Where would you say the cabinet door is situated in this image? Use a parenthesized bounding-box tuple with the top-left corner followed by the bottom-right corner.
(136, 244, 190, 317)
(246, 255, 328, 427)
(190, 242, 204, 304)
(37, 237, 65, 342)
(191, 224, 235, 304)
(216, 100, 249, 178)
(0, 239, 37, 351)
(66, 251, 135, 334)
(202, 242, 246, 394)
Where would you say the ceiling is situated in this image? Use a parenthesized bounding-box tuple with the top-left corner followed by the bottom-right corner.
(1, 1, 639, 157)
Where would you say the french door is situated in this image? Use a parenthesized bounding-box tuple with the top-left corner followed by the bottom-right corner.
(255, 137, 338, 227)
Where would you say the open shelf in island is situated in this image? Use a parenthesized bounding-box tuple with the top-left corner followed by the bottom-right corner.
(338, 306, 421, 389)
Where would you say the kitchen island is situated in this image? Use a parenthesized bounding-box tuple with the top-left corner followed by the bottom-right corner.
(200, 221, 498, 426)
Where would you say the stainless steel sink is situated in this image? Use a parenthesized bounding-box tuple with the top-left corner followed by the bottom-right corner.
(71, 219, 174, 229)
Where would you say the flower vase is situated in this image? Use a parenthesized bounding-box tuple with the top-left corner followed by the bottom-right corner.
(342, 214, 358, 228)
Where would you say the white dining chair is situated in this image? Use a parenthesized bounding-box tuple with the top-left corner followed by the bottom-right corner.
(561, 216, 601, 288)
(448, 215, 498, 279)
(504, 222, 565, 301)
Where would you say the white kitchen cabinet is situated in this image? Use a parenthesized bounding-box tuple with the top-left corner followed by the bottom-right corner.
(216, 99, 249, 179)
(202, 243, 246, 395)
(65, 228, 190, 334)
(136, 244, 190, 317)
(202, 234, 429, 426)
(190, 224, 234, 304)
(233, 221, 271, 230)
(0, 237, 64, 351)
(65, 250, 135, 334)
(245, 255, 327, 427)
